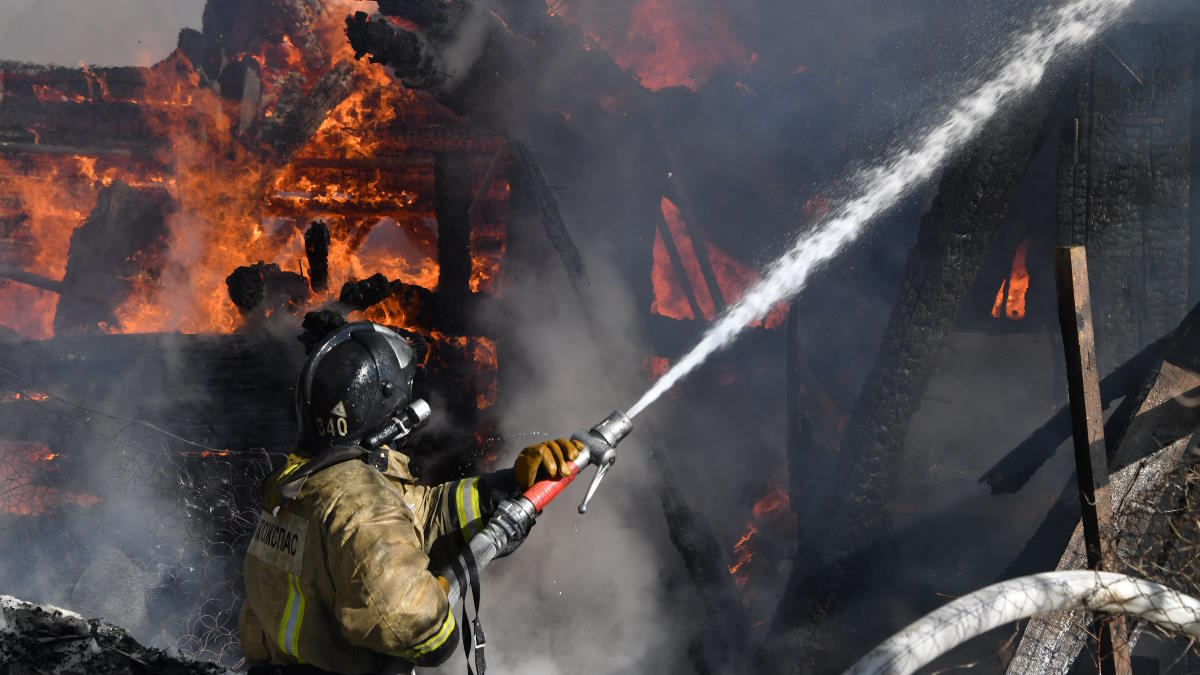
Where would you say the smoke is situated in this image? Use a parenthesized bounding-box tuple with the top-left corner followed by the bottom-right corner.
(630, 0, 1136, 418)
(436, 242, 698, 673)
(0, 0, 204, 67)
(0, 0, 1198, 672)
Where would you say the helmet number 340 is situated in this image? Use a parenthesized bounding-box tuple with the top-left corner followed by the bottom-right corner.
(316, 416, 349, 437)
(316, 401, 350, 438)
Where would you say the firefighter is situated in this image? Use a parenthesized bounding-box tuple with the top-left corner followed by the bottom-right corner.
(239, 321, 579, 674)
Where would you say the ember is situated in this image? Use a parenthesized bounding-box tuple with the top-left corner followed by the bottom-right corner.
(0, 441, 100, 517)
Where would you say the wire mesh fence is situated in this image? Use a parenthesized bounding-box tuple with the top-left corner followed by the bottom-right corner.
(0, 374, 279, 668)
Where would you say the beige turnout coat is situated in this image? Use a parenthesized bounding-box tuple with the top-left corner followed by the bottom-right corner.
(239, 448, 493, 673)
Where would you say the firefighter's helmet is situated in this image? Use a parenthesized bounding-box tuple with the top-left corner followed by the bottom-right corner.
(295, 321, 418, 452)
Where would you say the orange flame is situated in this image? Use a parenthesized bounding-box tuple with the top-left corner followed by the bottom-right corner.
(551, 0, 757, 91)
(0, 441, 101, 516)
(728, 522, 757, 577)
(991, 238, 1030, 321)
(652, 197, 786, 328)
(728, 486, 791, 588)
(0, 0, 510, 339)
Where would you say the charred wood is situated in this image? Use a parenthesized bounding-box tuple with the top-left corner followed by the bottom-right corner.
(769, 54, 1068, 669)
(0, 595, 224, 675)
(1058, 26, 1196, 374)
(434, 152, 474, 299)
(511, 142, 587, 299)
(338, 272, 392, 311)
(650, 445, 750, 674)
(1006, 361, 1200, 674)
(298, 309, 349, 354)
(225, 261, 310, 317)
(53, 181, 173, 336)
(0, 264, 62, 295)
(304, 220, 331, 292)
(253, 61, 359, 158)
(345, 13, 449, 92)
(0, 332, 302, 451)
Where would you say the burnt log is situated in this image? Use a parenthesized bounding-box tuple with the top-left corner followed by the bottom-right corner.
(434, 152, 474, 299)
(304, 220, 331, 292)
(253, 61, 360, 158)
(226, 261, 310, 318)
(338, 272, 391, 311)
(1058, 25, 1196, 374)
(650, 445, 751, 674)
(53, 181, 173, 336)
(768, 53, 1069, 669)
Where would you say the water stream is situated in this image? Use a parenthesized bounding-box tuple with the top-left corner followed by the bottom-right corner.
(627, 0, 1135, 420)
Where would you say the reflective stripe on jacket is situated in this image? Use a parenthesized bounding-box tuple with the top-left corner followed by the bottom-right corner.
(239, 448, 510, 674)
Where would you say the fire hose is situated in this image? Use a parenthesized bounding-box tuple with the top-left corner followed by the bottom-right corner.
(843, 571, 1200, 675)
(437, 409, 632, 605)
(411, 410, 632, 674)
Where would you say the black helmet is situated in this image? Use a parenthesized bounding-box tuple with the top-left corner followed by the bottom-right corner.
(295, 321, 419, 452)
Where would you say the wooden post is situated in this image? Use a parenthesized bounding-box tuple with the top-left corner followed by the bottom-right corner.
(1054, 246, 1132, 675)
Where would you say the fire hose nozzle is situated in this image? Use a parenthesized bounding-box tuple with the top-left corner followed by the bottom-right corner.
(572, 410, 632, 514)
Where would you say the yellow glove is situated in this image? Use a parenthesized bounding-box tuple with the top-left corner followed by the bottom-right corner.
(514, 438, 583, 489)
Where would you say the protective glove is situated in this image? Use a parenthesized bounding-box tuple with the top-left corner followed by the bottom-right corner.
(514, 438, 583, 489)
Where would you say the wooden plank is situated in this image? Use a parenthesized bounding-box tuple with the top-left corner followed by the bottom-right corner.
(1053, 245, 1132, 675)
(1006, 361, 1200, 674)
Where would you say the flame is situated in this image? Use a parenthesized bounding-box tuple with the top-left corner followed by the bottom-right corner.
(728, 522, 757, 578)
(551, 0, 757, 91)
(991, 238, 1030, 321)
(652, 197, 786, 328)
(471, 337, 499, 409)
(0, 441, 100, 516)
(642, 355, 670, 380)
(728, 486, 791, 588)
(751, 486, 789, 520)
(0, 1, 513, 338)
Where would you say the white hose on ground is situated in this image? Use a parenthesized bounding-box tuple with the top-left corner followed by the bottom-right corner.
(843, 571, 1200, 675)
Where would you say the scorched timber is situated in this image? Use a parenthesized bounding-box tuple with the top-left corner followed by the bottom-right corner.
(1057, 25, 1196, 375)
(1007, 325, 1200, 674)
(769, 51, 1070, 669)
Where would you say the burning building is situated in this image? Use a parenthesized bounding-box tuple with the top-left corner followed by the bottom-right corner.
(0, 1, 1198, 675)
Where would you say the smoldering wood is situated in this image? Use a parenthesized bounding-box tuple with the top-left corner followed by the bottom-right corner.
(1057, 26, 1196, 375)
(510, 143, 588, 302)
(769, 44, 1069, 666)
(649, 445, 751, 675)
(252, 61, 360, 158)
(303, 220, 330, 292)
(225, 261, 310, 317)
(0, 265, 62, 294)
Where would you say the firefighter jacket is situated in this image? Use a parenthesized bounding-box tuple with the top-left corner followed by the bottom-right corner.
(239, 447, 516, 674)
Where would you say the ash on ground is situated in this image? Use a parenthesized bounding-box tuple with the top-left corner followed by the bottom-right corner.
(0, 595, 228, 675)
